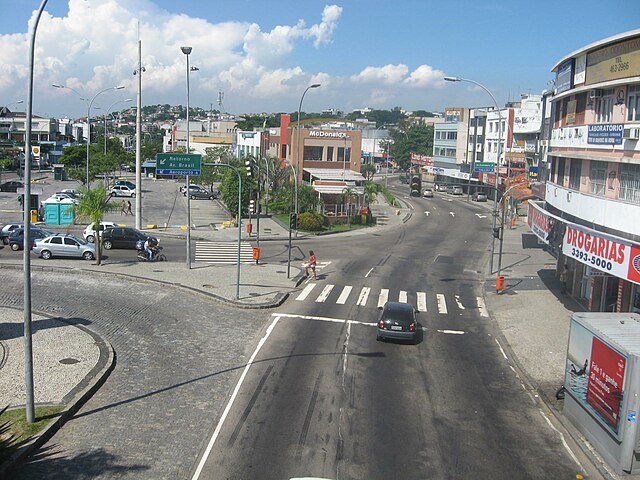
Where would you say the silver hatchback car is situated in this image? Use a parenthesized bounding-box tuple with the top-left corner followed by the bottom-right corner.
(33, 234, 96, 260)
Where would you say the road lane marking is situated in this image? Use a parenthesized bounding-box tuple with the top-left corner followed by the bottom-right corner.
(437, 329, 465, 335)
(416, 292, 427, 312)
(377, 289, 389, 308)
(336, 286, 352, 304)
(315, 284, 334, 303)
(398, 290, 408, 303)
(364, 267, 374, 278)
(356, 287, 370, 306)
(477, 297, 488, 317)
(273, 312, 375, 327)
(454, 295, 465, 310)
(296, 283, 316, 301)
(436, 293, 448, 314)
(449, 211, 455, 216)
(192, 316, 281, 480)
(495, 338, 508, 360)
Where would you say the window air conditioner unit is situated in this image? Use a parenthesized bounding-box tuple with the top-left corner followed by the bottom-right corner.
(589, 89, 603, 99)
(623, 127, 640, 140)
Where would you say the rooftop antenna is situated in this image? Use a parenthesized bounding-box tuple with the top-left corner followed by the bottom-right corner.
(217, 90, 225, 113)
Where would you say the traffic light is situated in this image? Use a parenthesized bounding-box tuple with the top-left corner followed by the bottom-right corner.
(245, 159, 253, 177)
(492, 226, 502, 239)
(289, 213, 297, 230)
(249, 199, 255, 214)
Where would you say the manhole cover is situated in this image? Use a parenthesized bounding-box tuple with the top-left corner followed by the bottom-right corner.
(59, 358, 80, 365)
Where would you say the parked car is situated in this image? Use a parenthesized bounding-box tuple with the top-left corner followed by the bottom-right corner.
(110, 185, 136, 197)
(59, 188, 81, 197)
(83, 221, 118, 243)
(422, 188, 434, 198)
(471, 192, 488, 202)
(102, 227, 156, 250)
(452, 187, 464, 195)
(0, 181, 23, 192)
(113, 180, 136, 190)
(33, 234, 96, 260)
(8, 227, 55, 251)
(0, 223, 23, 245)
(376, 302, 418, 343)
(183, 185, 215, 200)
(47, 193, 80, 204)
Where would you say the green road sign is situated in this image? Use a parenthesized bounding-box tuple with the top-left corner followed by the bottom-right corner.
(156, 153, 202, 176)
(474, 162, 495, 172)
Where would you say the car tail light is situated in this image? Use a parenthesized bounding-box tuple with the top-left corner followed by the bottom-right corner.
(377, 320, 385, 329)
(409, 323, 416, 332)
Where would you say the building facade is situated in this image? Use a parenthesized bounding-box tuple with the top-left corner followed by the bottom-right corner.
(530, 29, 640, 314)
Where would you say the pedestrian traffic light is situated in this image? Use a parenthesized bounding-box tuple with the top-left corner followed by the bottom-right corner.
(249, 199, 255, 214)
(492, 226, 502, 239)
(245, 159, 253, 177)
(289, 213, 297, 230)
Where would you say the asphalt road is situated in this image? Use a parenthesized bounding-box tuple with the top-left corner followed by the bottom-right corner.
(194, 188, 584, 479)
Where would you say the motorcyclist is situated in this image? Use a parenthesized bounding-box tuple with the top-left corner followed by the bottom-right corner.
(144, 238, 158, 261)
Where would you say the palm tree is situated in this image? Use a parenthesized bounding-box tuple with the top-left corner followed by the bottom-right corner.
(72, 186, 117, 265)
(341, 186, 357, 226)
(364, 181, 378, 208)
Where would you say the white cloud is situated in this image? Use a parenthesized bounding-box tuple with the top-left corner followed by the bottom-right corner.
(404, 65, 447, 88)
(350, 64, 409, 85)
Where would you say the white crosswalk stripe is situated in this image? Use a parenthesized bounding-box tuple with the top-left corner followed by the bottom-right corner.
(315, 284, 334, 303)
(377, 289, 389, 308)
(336, 286, 352, 304)
(436, 294, 448, 314)
(417, 292, 427, 312)
(195, 241, 254, 264)
(398, 290, 408, 303)
(296, 283, 316, 301)
(356, 287, 371, 306)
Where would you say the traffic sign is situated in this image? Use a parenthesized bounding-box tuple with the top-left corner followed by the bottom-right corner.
(156, 153, 202, 176)
(474, 162, 495, 173)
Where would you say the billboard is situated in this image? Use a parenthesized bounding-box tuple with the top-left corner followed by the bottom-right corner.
(586, 37, 640, 85)
(587, 124, 624, 145)
(565, 319, 627, 435)
(556, 58, 574, 94)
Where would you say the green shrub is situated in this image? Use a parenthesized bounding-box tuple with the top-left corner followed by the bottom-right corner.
(298, 212, 325, 231)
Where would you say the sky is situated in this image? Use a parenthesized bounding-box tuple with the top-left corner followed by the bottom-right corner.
(1, 0, 639, 119)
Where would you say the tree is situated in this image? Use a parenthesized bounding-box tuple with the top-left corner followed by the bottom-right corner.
(72, 186, 117, 265)
(364, 181, 378, 207)
(218, 158, 255, 220)
(360, 163, 376, 180)
(341, 186, 358, 226)
(389, 123, 434, 171)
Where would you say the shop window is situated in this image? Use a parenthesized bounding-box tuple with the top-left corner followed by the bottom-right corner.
(619, 163, 640, 203)
(628, 84, 640, 122)
(589, 160, 607, 195)
(557, 157, 566, 185)
(575, 93, 587, 124)
(568, 159, 581, 190)
(327, 146, 334, 161)
(595, 89, 614, 123)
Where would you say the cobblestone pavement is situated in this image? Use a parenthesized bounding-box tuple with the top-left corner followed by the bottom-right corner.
(2, 269, 270, 479)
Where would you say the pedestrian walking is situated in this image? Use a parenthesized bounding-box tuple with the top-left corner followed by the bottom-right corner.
(559, 264, 570, 294)
(38, 202, 45, 222)
(304, 250, 318, 280)
(126, 200, 133, 215)
(120, 199, 127, 215)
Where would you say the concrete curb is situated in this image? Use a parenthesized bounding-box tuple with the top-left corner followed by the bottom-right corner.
(0, 315, 115, 480)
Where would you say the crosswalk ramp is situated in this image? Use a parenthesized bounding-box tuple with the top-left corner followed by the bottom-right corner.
(295, 283, 489, 317)
(195, 241, 254, 264)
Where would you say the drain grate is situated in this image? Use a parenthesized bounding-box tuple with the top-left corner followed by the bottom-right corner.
(59, 357, 80, 365)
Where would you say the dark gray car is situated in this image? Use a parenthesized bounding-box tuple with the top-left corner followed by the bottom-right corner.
(186, 185, 215, 200)
(376, 301, 418, 343)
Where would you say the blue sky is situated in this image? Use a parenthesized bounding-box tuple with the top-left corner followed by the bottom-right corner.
(1, 0, 639, 119)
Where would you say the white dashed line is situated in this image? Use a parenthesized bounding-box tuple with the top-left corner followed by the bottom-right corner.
(336, 285, 352, 305)
(399, 290, 408, 303)
(416, 292, 427, 312)
(296, 283, 316, 301)
(436, 294, 448, 314)
(356, 287, 371, 306)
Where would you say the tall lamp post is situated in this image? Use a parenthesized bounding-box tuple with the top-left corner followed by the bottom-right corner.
(444, 76, 503, 275)
(181, 46, 199, 269)
(285, 160, 298, 278)
(86, 86, 125, 186)
(295, 83, 320, 235)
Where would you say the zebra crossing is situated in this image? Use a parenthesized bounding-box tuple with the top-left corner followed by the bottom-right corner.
(295, 283, 489, 317)
(195, 241, 254, 264)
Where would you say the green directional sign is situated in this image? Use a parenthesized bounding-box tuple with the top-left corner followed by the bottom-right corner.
(474, 162, 495, 173)
(156, 153, 202, 176)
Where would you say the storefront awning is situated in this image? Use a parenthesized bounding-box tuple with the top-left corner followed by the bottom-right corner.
(313, 185, 364, 195)
(304, 168, 365, 182)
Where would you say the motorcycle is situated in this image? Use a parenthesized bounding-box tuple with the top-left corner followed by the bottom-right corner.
(136, 241, 167, 262)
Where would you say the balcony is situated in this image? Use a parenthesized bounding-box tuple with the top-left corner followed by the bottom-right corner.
(545, 182, 640, 237)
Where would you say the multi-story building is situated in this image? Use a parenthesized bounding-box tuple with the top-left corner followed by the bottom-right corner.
(529, 29, 640, 313)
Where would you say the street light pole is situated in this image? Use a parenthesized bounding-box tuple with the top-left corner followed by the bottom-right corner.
(181, 46, 194, 269)
(444, 76, 503, 275)
(134, 39, 144, 231)
(285, 161, 298, 278)
(86, 85, 125, 187)
(296, 83, 320, 236)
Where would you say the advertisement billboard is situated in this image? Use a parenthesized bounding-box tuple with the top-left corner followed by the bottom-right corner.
(586, 37, 640, 85)
(587, 124, 624, 145)
(565, 319, 627, 435)
(556, 58, 574, 94)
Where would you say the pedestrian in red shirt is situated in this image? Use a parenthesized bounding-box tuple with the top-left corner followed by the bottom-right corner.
(305, 250, 317, 280)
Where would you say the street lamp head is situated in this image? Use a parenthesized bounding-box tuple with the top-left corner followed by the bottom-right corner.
(310, 83, 321, 88)
(444, 76, 461, 82)
(181, 46, 192, 55)
(190, 66, 199, 71)
(115, 86, 125, 90)
(51, 83, 63, 88)
(15, 100, 24, 105)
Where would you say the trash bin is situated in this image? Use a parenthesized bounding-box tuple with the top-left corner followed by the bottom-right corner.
(496, 275, 505, 292)
(252, 247, 260, 264)
(246, 223, 252, 234)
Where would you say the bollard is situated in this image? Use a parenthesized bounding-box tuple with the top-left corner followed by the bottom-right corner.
(511, 216, 516, 229)
(496, 275, 505, 292)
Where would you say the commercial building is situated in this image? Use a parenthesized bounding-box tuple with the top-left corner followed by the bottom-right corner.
(528, 29, 640, 314)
